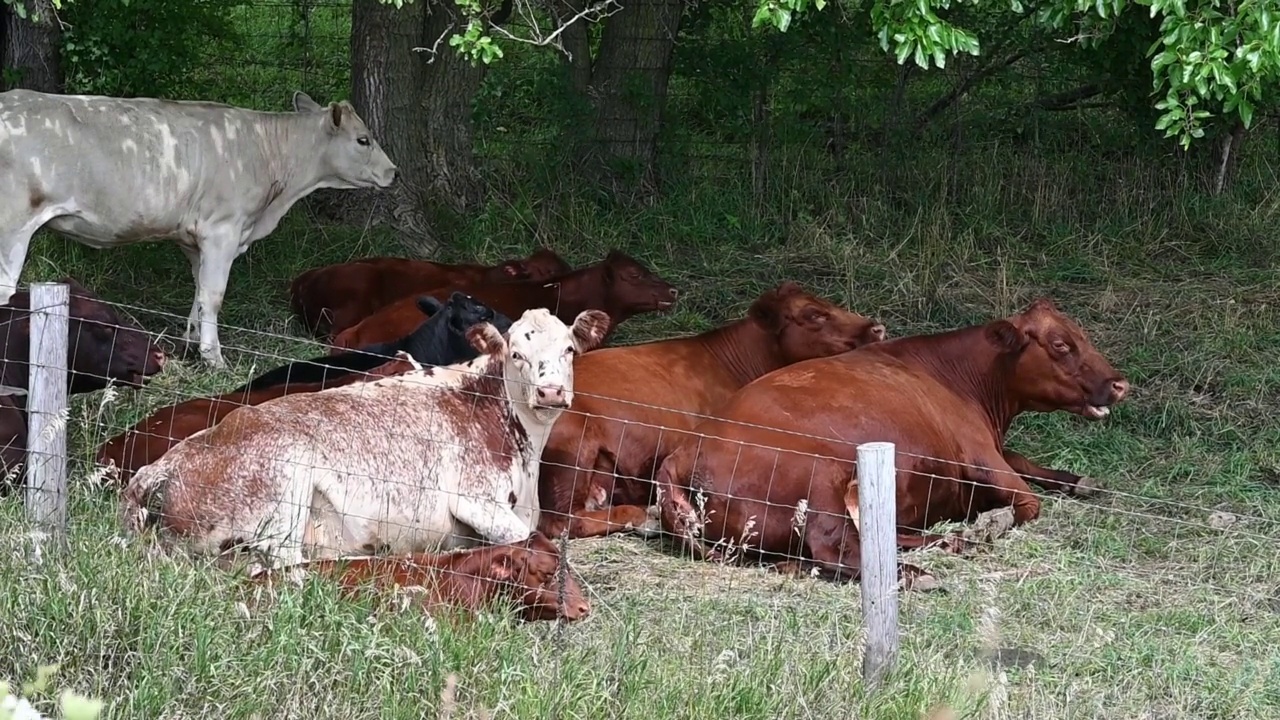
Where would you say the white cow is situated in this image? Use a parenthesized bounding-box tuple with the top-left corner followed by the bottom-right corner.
(119, 308, 611, 573)
(0, 89, 397, 367)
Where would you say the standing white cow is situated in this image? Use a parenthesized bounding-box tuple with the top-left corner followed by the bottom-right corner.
(0, 89, 397, 367)
(119, 308, 611, 573)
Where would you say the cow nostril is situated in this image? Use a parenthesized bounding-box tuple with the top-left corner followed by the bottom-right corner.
(870, 324, 886, 339)
(668, 287, 679, 298)
(1111, 379, 1129, 397)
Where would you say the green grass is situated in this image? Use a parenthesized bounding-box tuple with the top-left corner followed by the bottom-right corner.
(3, 142, 1280, 719)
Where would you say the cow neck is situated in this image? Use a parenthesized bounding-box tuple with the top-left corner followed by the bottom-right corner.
(697, 317, 784, 388)
(880, 324, 1023, 442)
(248, 113, 330, 240)
(427, 554, 506, 610)
(540, 263, 627, 327)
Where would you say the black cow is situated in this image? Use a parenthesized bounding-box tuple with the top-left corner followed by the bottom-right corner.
(237, 292, 515, 393)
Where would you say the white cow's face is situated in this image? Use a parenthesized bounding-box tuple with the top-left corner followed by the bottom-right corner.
(468, 309, 610, 423)
(292, 91, 397, 189)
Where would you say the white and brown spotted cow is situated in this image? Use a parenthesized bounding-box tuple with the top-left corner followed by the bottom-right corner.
(119, 308, 610, 574)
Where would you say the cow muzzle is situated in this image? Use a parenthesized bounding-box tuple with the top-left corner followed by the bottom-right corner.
(533, 385, 570, 409)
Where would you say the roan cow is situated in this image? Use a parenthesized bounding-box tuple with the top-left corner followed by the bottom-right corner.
(0, 89, 396, 367)
(119, 308, 611, 573)
(655, 298, 1129, 582)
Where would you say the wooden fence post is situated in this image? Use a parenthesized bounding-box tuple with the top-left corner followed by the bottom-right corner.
(26, 281, 70, 561)
(858, 440, 899, 691)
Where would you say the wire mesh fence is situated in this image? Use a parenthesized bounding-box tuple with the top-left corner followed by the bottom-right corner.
(2, 270, 1277, 716)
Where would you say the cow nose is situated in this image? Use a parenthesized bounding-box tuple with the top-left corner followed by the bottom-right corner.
(867, 324, 886, 341)
(668, 287, 679, 298)
(565, 598, 591, 621)
(536, 385, 568, 407)
(1111, 378, 1130, 400)
(151, 349, 168, 370)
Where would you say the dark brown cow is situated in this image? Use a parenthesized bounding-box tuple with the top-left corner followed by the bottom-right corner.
(537, 282, 888, 540)
(655, 298, 1129, 582)
(254, 533, 590, 623)
(330, 250, 678, 351)
(289, 247, 571, 337)
(95, 354, 418, 486)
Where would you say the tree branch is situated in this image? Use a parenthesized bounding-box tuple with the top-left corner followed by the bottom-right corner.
(913, 53, 1025, 133)
(1031, 83, 1102, 111)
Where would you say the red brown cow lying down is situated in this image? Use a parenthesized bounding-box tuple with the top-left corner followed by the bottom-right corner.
(537, 281, 888, 540)
(289, 247, 571, 337)
(655, 298, 1129, 582)
(95, 354, 418, 486)
(330, 250, 679, 351)
(252, 533, 590, 623)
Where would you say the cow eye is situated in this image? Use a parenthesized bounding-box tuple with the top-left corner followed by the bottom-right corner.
(565, 346, 576, 356)
(511, 352, 526, 363)
(356, 136, 371, 146)
(1052, 340, 1070, 354)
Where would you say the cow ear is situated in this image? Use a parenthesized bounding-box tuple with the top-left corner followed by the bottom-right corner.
(985, 319, 1029, 353)
(570, 310, 610, 354)
(327, 102, 343, 131)
(466, 323, 506, 356)
(748, 286, 787, 332)
(292, 91, 320, 113)
(417, 296, 443, 316)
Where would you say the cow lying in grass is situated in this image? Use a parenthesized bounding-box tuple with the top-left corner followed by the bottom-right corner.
(120, 308, 611, 576)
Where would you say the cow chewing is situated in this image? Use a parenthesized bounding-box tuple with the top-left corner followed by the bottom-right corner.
(119, 308, 611, 573)
(0, 89, 397, 368)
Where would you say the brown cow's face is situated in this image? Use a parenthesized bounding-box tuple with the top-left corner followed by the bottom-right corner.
(492, 533, 591, 622)
(750, 281, 887, 362)
(1004, 298, 1129, 420)
(602, 250, 680, 313)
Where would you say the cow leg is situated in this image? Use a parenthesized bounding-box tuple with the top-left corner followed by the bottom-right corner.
(0, 211, 45, 305)
(191, 236, 239, 368)
(566, 505, 656, 538)
(179, 244, 202, 346)
(452, 493, 534, 546)
(965, 454, 1041, 526)
(1002, 448, 1100, 498)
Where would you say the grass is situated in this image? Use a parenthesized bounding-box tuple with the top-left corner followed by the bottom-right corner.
(3, 135, 1280, 719)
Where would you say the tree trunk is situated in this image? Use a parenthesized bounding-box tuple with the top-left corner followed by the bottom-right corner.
(1205, 119, 1248, 196)
(583, 0, 686, 196)
(2, 0, 62, 93)
(417, 0, 487, 217)
(550, 0, 593, 96)
(332, 0, 487, 257)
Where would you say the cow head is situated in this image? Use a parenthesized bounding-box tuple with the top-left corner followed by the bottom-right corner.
(292, 91, 397, 190)
(492, 532, 591, 622)
(748, 281, 887, 362)
(990, 298, 1129, 420)
(467, 308, 609, 423)
(0, 279, 166, 396)
(600, 250, 680, 314)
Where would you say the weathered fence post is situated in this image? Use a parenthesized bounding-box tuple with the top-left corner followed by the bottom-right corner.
(857, 440, 899, 690)
(26, 281, 70, 560)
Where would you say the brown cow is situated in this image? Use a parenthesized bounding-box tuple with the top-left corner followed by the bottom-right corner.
(253, 533, 590, 623)
(537, 281, 888, 540)
(331, 250, 678, 351)
(289, 247, 571, 337)
(654, 298, 1129, 582)
(96, 354, 418, 485)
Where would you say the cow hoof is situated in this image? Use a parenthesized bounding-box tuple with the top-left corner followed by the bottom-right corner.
(1074, 476, 1102, 498)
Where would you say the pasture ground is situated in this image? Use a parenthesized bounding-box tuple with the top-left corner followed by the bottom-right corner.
(2, 144, 1280, 719)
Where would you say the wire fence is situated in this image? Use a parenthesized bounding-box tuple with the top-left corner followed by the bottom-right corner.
(3, 272, 1277, 715)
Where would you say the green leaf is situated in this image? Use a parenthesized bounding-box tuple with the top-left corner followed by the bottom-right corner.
(1239, 97, 1255, 127)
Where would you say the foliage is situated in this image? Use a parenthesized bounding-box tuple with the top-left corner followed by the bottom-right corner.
(58, 0, 238, 98)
